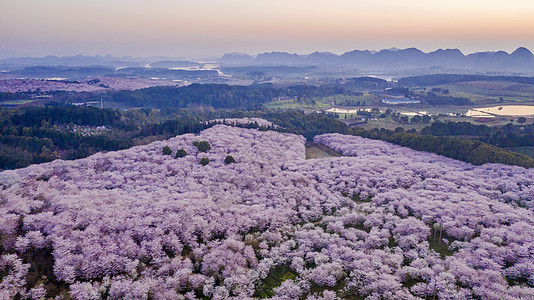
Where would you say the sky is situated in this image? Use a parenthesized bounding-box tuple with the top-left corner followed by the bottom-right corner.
(1, 0, 534, 59)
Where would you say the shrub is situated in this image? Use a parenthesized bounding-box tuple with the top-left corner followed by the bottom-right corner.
(224, 155, 236, 164)
(200, 157, 210, 166)
(195, 141, 211, 152)
(175, 149, 187, 158)
(162, 146, 172, 155)
(410, 115, 422, 123)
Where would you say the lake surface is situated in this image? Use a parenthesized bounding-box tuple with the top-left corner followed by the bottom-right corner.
(467, 105, 534, 116)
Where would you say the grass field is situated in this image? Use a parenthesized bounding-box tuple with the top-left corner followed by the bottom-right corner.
(254, 265, 297, 298)
(353, 113, 522, 130)
(265, 97, 330, 109)
(437, 116, 515, 126)
(358, 119, 430, 131)
(335, 112, 365, 120)
(265, 94, 380, 110)
(424, 81, 534, 104)
(305, 142, 342, 159)
(0, 99, 35, 106)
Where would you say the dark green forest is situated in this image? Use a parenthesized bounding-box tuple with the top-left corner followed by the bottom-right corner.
(352, 127, 534, 168)
(2, 105, 534, 170)
(53, 83, 346, 109)
(421, 121, 534, 147)
(0, 106, 216, 169)
(2, 78, 487, 111)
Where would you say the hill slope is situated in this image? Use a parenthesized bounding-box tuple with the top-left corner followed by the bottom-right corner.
(1, 126, 533, 299)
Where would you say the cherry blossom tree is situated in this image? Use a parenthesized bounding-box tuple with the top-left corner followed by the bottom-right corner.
(0, 124, 533, 298)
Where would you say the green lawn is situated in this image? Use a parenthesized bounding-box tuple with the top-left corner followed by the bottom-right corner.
(428, 231, 456, 258)
(425, 81, 534, 104)
(265, 94, 380, 110)
(0, 99, 35, 106)
(358, 115, 518, 131)
(305, 142, 342, 159)
(265, 97, 331, 110)
(358, 118, 430, 131)
(255, 265, 298, 298)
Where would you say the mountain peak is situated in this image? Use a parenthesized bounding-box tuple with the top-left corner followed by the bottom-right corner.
(511, 47, 533, 57)
(381, 47, 401, 52)
(431, 48, 464, 55)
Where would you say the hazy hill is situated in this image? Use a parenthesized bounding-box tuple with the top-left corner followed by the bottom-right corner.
(3, 66, 218, 80)
(0, 55, 142, 69)
(219, 47, 534, 74)
(149, 60, 201, 68)
(219, 53, 255, 64)
(255, 51, 304, 65)
(0, 55, 202, 72)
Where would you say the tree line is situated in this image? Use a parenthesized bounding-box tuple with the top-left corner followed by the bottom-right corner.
(53, 83, 350, 110)
(0, 106, 220, 170)
(2, 105, 534, 170)
(421, 121, 534, 147)
(350, 127, 534, 168)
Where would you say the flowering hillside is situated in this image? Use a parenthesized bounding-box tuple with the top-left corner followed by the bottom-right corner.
(0, 77, 179, 93)
(1, 126, 533, 299)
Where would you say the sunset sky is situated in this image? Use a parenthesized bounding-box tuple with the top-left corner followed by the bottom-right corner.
(1, 0, 533, 59)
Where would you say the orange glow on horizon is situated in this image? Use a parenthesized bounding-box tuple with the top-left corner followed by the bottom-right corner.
(1, 0, 533, 57)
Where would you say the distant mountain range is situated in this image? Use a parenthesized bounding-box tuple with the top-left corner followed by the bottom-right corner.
(2, 47, 533, 76)
(219, 47, 534, 73)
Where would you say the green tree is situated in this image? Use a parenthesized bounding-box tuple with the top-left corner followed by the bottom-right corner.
(410, 115, 422, 123)
(224, 155, 236, 164)
(195, 141, 211, 152)
(175, 149, 187, 158)
(517, 117, 527, 124)
(162, 146, 172, 155)
(200, 157, 210, 166)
